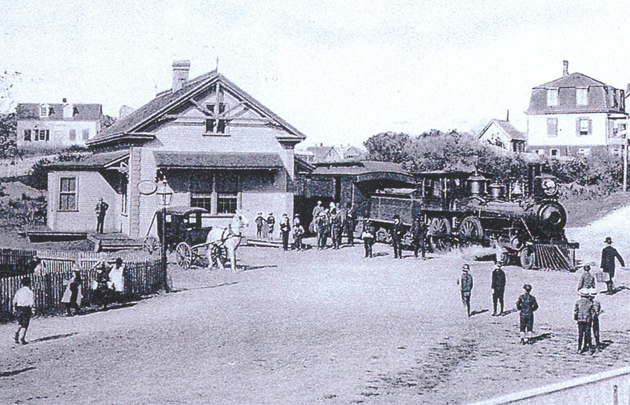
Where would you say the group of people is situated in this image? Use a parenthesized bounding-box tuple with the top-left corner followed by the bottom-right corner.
(12, 258, 126, 345)
(311, 201, 356, 250)
(457, 235, 626, 350)
(254, 212, 276, 240)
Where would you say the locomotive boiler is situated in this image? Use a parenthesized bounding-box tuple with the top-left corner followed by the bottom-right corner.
(360, 164, 578, 270)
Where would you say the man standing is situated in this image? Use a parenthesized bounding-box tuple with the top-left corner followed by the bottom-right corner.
(345, 202, 355, 246)
(491, 262, 506, 316)
(310, 201, 324, 233)
(316, 212, 328, 250)
(590, 289, 602, 350)
(95, 197, 109, 234)
(391, 214, 403, 259)
(13, 277, 35, 345)
(255, 212, 265, 239)
(601, 237, 624, 294)
(516, 284, 538, 344)
(574, 289, 593, 354)
(330, 208, 343, 250)
(458, 264, 473, 317)
(577, 263, 596, 291)
(410, 214, 426, 259)
(362, 220, 375, 258)
(267, 213, 275, 240)
(279, 214, 291, 251)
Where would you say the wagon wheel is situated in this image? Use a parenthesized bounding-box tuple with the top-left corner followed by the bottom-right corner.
(143, 236, 160, 255)
(429, 217, 452, 252)
(176, 242, 193, 269)
(458, 216, 484, 247)
(519, 247, 535, 269)
(210, 244, 228, 267)
(376, 227, 391, 244)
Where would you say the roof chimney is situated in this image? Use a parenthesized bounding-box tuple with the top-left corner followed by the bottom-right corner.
(172, 60, 191, 93)
(563, 60, 569, 77)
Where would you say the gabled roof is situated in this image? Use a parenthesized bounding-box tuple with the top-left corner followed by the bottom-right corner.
(479, 119, 527, 141)
(153, 152, 284, 170)
(305, 146, 340, 162)
(88, 70, 306, 147)
(17, 103, 102, 121)
(534, 72, 609, 89)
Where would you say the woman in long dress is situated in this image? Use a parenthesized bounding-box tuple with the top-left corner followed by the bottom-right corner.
(61, 261, 83, 316)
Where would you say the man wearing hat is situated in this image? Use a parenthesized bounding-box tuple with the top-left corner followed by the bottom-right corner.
(491, 262, 506, 316)
(574, 289, 594, 353)
(516, 284, 538, 344)
(458, 264, 474, 317)
(601, 236, 624, 294)
(589, 289, 602, 350)
(390, 214, 404, 259)
(577, 263, 596, 291)
(410, 213, 427, 260)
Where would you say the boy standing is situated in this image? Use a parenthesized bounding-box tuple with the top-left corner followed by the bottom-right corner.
(574, 289, 593, 353)
(516, 284, 539, 344)
(13, 277, 35, 345)
(590, 289, 602, 349)
(267, 213, 276, 240)
(458, 264, 473, 317)
(491, 262, 506, 316)
(255, 212, 265, 238)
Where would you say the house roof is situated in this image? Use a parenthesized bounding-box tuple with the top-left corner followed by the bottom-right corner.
(153, 152, 284, 169)
(17, 103, 102, 121)
(305, 146, 340, 162)
(479, 119, 527, 141)
(88, 70, 306, 147)
(311, 160, 407, 176)
(535, 72, 609, 89)
(46, 150, 129, 170)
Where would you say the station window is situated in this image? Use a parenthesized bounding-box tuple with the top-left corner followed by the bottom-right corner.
(216, 172, 238, 214)
(205, 103, 228, 134)
(191, 193, 212, 212)
(58, 177, 77, 211)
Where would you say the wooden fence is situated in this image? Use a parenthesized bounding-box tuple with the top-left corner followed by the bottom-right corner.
(0, 250, 163, 322)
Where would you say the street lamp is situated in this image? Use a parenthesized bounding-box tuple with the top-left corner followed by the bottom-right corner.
(156, 178, 173, 292)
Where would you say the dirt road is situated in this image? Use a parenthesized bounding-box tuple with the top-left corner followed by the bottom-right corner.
(2, 239, 630, 404)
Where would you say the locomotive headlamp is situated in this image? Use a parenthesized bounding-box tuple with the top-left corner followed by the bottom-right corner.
(541, 179, 558, 196)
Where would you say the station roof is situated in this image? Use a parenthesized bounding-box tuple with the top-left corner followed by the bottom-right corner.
(46, 150, 129, 170)
(154, 151, 284, 170)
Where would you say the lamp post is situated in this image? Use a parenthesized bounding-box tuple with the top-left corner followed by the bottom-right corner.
(156, 178, 173, 293)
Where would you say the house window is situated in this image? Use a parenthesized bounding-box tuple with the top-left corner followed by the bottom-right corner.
(547, 89, 559, 106)
(34, 129, 50, 141)
(550, 149, 559, 157)
(535, 149, 545, 155)
(577, 118, 591, 136)
(205, 103, 228, 134)
(578, 148, 591, 157)
(191, 193, 212, 212)
(69, 129, 76, 141)
(216, 172, 238, 214)
(82, 129, 89, 140)
(23, 130, 31, 142)
(576, 88, 588, 106)
(58, 177, 77, 211)
(39, 105, 49, 118)
(547, 118, 558, 137)
(611, 147, 623, 157)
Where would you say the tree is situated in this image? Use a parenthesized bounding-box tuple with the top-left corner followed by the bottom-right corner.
(364, 132, 413, 163)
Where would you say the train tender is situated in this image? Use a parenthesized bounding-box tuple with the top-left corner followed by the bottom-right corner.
(360, 164, 578, 270)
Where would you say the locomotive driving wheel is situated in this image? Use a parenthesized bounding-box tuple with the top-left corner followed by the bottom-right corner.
(429, 217, 452, 252)
(458, 216, 484, 246)
(176, 242, 193, 269)
(519, 246, 535, 269)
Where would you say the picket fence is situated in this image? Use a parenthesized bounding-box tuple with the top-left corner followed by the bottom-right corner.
(0, 249, 164, 322)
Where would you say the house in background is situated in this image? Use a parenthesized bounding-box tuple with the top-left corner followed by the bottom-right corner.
(526, 61, 628, 158)
(478, 119, 526, 153)
(16, 99, 103, 148)
(297, 143, 365, 163)
(46, 60, 305, 238)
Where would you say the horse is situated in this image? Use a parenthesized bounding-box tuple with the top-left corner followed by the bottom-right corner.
(206, 211, 249, 272)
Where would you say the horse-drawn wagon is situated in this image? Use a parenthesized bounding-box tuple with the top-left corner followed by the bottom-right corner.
(143, 206, 248, 271)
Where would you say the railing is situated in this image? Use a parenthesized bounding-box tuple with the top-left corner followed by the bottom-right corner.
(471, 366, 630, 405)
(0, 249, 163, 322)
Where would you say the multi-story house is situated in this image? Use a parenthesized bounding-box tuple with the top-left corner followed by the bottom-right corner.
(478, 119, 527, 153)
(526, 61, 628, 158)
(16, 99, 103, 148)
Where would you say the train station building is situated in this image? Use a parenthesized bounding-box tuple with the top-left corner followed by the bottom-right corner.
(46, 61, 306, 239)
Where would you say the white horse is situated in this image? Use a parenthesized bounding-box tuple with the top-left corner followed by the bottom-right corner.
(206, 211, 249, 272)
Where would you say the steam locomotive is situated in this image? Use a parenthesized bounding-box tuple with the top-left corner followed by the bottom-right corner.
(358, 164, 578, 270)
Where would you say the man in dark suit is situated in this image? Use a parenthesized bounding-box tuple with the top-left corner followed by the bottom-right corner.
(391, 214, 403, 259)
(491, 262, 506, 316)
(410, 214, 426, 259)
(601, 236, 624, 294)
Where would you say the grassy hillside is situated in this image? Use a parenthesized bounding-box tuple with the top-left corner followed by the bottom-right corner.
(561, 191, 630, 228)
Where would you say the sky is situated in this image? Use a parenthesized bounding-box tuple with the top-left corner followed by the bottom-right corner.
(1, 0, 629, 148)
